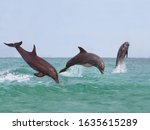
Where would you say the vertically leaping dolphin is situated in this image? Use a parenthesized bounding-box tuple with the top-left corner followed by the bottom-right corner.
(116, 42, 129, 67)
(59, 46, 105, 74)
(4, 41, 59, 83)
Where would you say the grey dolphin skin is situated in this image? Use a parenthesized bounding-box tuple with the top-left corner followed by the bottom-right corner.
(59, 46, 105, 74)
(4, 41, 59, 83)
(116, 42, 129, 67)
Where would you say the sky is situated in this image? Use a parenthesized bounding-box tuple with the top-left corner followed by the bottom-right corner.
(0, 0, 150, 58)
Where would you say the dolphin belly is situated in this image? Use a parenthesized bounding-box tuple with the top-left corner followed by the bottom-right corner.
(82, 63, 93, 67)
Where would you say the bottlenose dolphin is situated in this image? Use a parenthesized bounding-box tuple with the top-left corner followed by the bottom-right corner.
(116, 42, 129, 67)
(59, 46, 105, 74)
(4, 41, 59, 83)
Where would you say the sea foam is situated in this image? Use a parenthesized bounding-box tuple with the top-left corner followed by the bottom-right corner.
(112, 63, 127, 73)
(60, 65, 83, 77)
(0, 70, 31, 82)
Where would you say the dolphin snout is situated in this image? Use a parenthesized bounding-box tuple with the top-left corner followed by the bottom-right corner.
(101, 70, 104, 74)
(52, 76, 59, 84)
(55, 79, 59, 84)
(124, 42, 129, 47)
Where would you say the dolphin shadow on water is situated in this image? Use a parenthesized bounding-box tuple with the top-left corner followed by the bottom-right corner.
(59, 46, 105, 74)
(4, 41, 59, 83)
(116, 42, 129, 67)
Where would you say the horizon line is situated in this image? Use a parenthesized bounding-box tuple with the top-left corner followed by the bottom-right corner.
(0, 56, 149, 59)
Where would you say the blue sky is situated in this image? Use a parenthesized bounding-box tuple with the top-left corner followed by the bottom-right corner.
(0, 0, 150, 57)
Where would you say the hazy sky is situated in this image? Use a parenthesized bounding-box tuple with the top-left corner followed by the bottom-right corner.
(0, 0, 150, 57)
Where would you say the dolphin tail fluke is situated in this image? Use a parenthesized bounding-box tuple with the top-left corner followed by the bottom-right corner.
(59, 68, 67, 73)
(4, 41, 22, 48)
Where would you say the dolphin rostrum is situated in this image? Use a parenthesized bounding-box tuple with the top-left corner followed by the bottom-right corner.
(59, 46, 105, 74)
(116, 42, 129, 67)
(4, 41, 59, 83)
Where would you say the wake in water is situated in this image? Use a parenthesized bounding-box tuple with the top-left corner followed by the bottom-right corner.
(112, 63, 127, 73)
(60, 65, 83, 77)
(0, 70, 31, 82)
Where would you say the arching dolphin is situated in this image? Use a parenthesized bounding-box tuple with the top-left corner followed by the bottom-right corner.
(4, 41, 59, 83)
(116, 42, 129, 67)
(59, 46, 105, 74)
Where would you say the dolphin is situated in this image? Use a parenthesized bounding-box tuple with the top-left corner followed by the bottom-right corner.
(59, 46, 105, 74)
(116, 42, 129, 67)
(4, 41, 59, 83)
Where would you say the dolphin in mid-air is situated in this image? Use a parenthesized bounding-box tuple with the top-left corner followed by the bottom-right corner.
(4, 41, 59, 83)
(116, 42, 129, 67)
(59, 46, 105, 74)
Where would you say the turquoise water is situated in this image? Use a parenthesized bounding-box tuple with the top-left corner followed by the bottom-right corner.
(0, 58, 150, 112)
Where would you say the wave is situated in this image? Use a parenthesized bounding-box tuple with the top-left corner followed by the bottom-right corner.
(0, 70, 31, 83)
(112, 63, 127, 73)
(60, 65, 83, 77)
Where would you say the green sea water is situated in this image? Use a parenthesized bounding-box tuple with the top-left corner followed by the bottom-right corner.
(0, 58, 150, 112)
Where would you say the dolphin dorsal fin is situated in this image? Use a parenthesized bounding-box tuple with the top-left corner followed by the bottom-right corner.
(78, 47, 87, 53)
(32, 45, 37, 56)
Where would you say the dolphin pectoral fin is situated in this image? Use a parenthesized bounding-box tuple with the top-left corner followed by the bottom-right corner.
(34, 72, 45, 77)
(59, 68, 67, 73)
(78, 47, 87, 53)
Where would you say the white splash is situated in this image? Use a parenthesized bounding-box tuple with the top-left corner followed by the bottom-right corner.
(60, 65, 83, 77)
(0, 71, 31, 82)
(112, 63, 127, 73)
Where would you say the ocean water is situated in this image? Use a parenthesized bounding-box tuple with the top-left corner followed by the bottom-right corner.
(0, 58, 150, 113)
